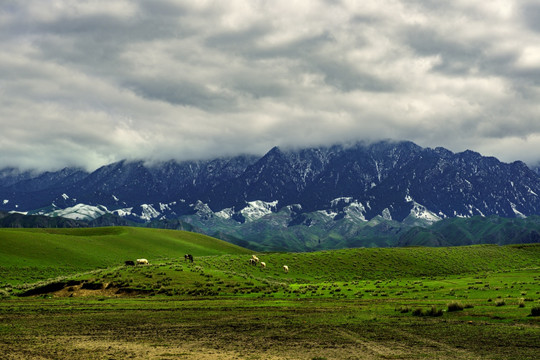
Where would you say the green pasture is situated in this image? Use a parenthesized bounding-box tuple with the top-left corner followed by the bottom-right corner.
(0, 227, 250, 285)
(0, 228, 539, 359)
(1, 267, 539, 359)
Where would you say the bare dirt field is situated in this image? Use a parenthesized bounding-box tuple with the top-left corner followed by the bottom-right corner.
(2, 296, 536, 360)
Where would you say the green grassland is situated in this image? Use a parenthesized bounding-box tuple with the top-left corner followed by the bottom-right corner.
(0, 227, 251, 285)
(1, 228, 539, 359)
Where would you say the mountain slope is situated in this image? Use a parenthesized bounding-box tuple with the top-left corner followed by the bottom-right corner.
(2, 140, 540, 250)
(398, 215, 540, 247)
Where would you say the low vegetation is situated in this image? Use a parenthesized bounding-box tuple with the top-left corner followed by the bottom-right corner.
(0, 227, 250, 285)
(0, 228, 539, 359)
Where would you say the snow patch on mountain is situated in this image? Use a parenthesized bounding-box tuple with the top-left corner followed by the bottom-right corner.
(526, 186, 538, 196)
(343, 201, 367, 222)
(113, 208, 133, 217)
(215, 207, 234, 220)
(381, 208, 392, 220)
(405, 195, 442, 224)
(318, 209, 338, 219)
(139, 204, 160, 221)
(159, 202, 172, 212)
(240, 200, 278, 222)
(330, 197, 353, 207)
(49, 203, 108, 221)
(191, 201, 214, 215)
(409, 202, 441, 224)
(3, 199, 8, 205)
(510, 203, 527, 219)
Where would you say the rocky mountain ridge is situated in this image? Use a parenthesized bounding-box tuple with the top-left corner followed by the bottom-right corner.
(2, 140, 540, 250)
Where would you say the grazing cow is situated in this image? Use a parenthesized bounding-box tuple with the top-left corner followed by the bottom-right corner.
(260, 262, 266, 269)
(251, 255, 260, 263)
(136, 258, 149, 265)
(124, 260, 135, 266)
(249, 258, 257, 266)
(184, 254, 194, 263)
(283, 265, 289, 273)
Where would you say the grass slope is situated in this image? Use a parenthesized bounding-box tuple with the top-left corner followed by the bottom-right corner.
(1, 244, 539, 359)
(0, 227, 251, 285)
(7, 243, 539, 298)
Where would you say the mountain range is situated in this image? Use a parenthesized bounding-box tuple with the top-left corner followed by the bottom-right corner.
(2, 140, 540, 251)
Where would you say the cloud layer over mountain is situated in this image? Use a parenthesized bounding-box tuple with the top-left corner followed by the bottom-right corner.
(2, 0, 540, 170)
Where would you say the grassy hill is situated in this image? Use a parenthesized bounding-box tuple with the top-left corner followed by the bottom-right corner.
(1, 235, 538, 359)
(0, 227, 251, 285)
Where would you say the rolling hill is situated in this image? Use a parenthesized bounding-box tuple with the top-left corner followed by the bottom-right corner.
(0, 227, 251, 285)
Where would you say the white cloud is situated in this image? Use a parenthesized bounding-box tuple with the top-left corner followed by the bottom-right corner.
(1, 0, 540, 171)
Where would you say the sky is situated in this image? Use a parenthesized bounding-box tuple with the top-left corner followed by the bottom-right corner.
(2, 0, 540, 172)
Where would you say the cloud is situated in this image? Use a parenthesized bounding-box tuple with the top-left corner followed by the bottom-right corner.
(1, 0, 540, 171)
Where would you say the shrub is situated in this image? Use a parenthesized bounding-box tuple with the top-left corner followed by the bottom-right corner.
(531, 306, 540, 317)
(412, 306, 443, 317)
(412, 308, 423, 316)
(426, 305, 444, 317)
(396, 305, 410, 313)
(0, 289, 10, 299)
(447, 301, 464, 312)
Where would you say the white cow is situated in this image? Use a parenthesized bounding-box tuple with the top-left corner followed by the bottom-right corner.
(252, 255, 260, 263)
(260, 262, 266, 269)
(283, 265, 289, 273)
(136, 258, 149, 265)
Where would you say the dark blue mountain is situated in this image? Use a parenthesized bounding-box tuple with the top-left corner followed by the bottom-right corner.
(2, 140, 540, 223)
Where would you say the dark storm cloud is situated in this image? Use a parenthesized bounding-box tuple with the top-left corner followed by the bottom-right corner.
(1, 0, 540, 171)
(521, 2, 540, 33)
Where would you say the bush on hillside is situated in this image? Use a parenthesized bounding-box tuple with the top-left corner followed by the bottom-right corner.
(412, 305, 443, 317)
(531, 306, 540, 317)
(0, 289, 10, 299)
(447, 301, 464, 312)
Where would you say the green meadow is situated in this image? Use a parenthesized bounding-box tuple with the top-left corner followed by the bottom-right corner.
(0, 227, 250, 285)
(1, 227, 539, 359)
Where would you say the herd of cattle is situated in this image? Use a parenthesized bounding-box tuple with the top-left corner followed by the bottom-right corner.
(124, 254, 290, 273)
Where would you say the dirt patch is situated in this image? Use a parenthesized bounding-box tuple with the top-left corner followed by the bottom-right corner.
(3, 333, 486, 360)
(19, 280, 83, 297)
(19, 280, 153, 298)
(2, 335, 401, 360)
(52, 282, 150, 297)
